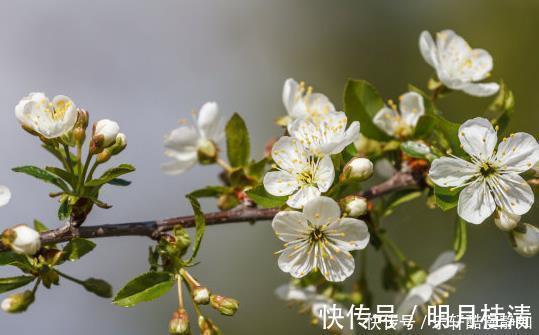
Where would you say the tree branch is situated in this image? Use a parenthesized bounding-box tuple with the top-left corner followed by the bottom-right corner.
(2, 171, 421, 249)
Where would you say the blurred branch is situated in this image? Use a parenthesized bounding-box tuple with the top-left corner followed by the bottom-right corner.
(1, 171, 421, 249)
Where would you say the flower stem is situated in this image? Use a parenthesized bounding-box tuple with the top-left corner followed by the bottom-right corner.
(217, 158, 232, 172)
(63, 144, 74, 174)
(78, 152, 93, 192)
(31, 278, 41, 295)
(56, 270, 85, 286)
(379, 233, 406, 262)
(86, 161, 99, 182)
(177, 275, 184, 309)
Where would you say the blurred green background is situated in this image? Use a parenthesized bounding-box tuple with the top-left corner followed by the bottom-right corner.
(0, 0, 537, 334)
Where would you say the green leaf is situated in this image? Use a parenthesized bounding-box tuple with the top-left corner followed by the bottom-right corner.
(383, 190, 423, 216)
(62, 238, 96, 261)
(85, 164, 136, 187)
(415, 114, 465, 157)
(112, 272, 174, 307)
(400, 141, 436, 161)
(0, 252, 34, 272)
(485, 81, 514, 136)
(0, 276, 35, 294)
(344, 79, 392, 141)
(12, 166, 71, 192)
(247, 158, 267, 180)
(186, 195, 206, 262)
(107, 178, 132, 186)
(434, 185, 460, 211)
(33, 220, 49, 233)
(188, 186, 228, 199)
(83, 278, 113, 298)
(58, 198, 72, 221)
(45, 166, 75, 187)
(225, 113, 251, 167)
(453, 217, 467, 261)
(246, 184, 286, 208)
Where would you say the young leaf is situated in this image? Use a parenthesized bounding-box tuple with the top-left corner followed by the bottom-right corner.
(186, 195, 206, 262)
(58, 198, 72, 221)
(188, 186, 229, 199)
(83, 278, 113, 298)
(62, 238, 96, 261)
(33, 220, 49, 233)
(344, 79, 392, 141)
(12, 166, 71, 192)
(415, 114, 465, 157)
(246, 184, 286, 208)
(225, 113, 250, 167)
(453, 217, 467, 261)
(433, 185, 460, 211)
(0, 252, 33, 272)
(112, 272, 174, 307)
(85, 164, 135, 187)
(107, 178, 132, 186)
(0, 276, 35, 294)
(45, 166, 75, 187)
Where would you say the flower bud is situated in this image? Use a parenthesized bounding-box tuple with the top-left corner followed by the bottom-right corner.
(340, 157, 373, 182)
(95, 148, 112, 164)
(169, 308, 191, 335)
(2, 224, 41, 255)
(72, 109, 89, 144)
(198, 316, 220, 335)
(110, 133, 127, 155)
(1, 291, 35, 313)
(341, 195, 368, 217)
(93, 119, 120, 147)
(494, 209, 520, 231)
(511, 223, 539, 257)
(192, 286, 210, 305)
(210, 295, 239, 316)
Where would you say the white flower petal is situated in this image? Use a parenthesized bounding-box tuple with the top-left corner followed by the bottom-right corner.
(263, 171, 299, 197)
(458, 179, 496, 224)
(161, 159, 197, 175)
(436, 30, 471, 72)
(373, 107, 400, 136)
(399, 92, 425, 128)
(278, 243, 315, 278)
(0, 185, 11, 207)
(282, 78, 301, 116)
(275, 283, 315, 302)
(429, 251, 456, 272)
(314, 155, 335, 192)
(490, 173, 534, 216)
(303, 196, 341, 227)
(419, 31, 438, 68)
(197, 102, 223, 141)
(495, 132, 539, 173)
(460, 49, 494, 82)
(426, 263, 464, 286)
(327, 218, 370, 251)
(460, 82, 500, 97)
(397, 284, 432, 316)
(429, 156, 478, 187)
(317, 242, 355, 282)
(164, 126, 199, 152)
(272, 210, 309, 242)
(458, 117, 497, 160)
(287, 185, 321, 209)
(271, 136, 308, 173)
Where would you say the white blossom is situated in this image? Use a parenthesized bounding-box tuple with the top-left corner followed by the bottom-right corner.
(94, 119, 120, 146)
(282, 78, 336, 121)
(0, 185, 10, 207)
(9, 225, 41, 256)
(373, 92, 425, 139)
(15, 92, 78, 138)
(397, 251, 464, 324)
(512, 223, 539, 257)
(342, 196, 368, 218)
(264, 137, 334, 209)
(341, 157, 374, 181)
(272, 196, 370, 282)
(429, 117, 539, 225)
(288, 111, 360, 156)
(162, 102, 223, 175)
(419, 30, 499, 97)
(276, 283, 353, 335)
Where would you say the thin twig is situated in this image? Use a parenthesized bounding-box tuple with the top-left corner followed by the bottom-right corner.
(1, 171, 420, 249)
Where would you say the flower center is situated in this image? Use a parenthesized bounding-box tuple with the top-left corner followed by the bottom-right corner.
(47, 99, 71, 121)
(309, 227, 325, 242)
(296, 169, 314, 185)
(479, 162, 497, 177)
